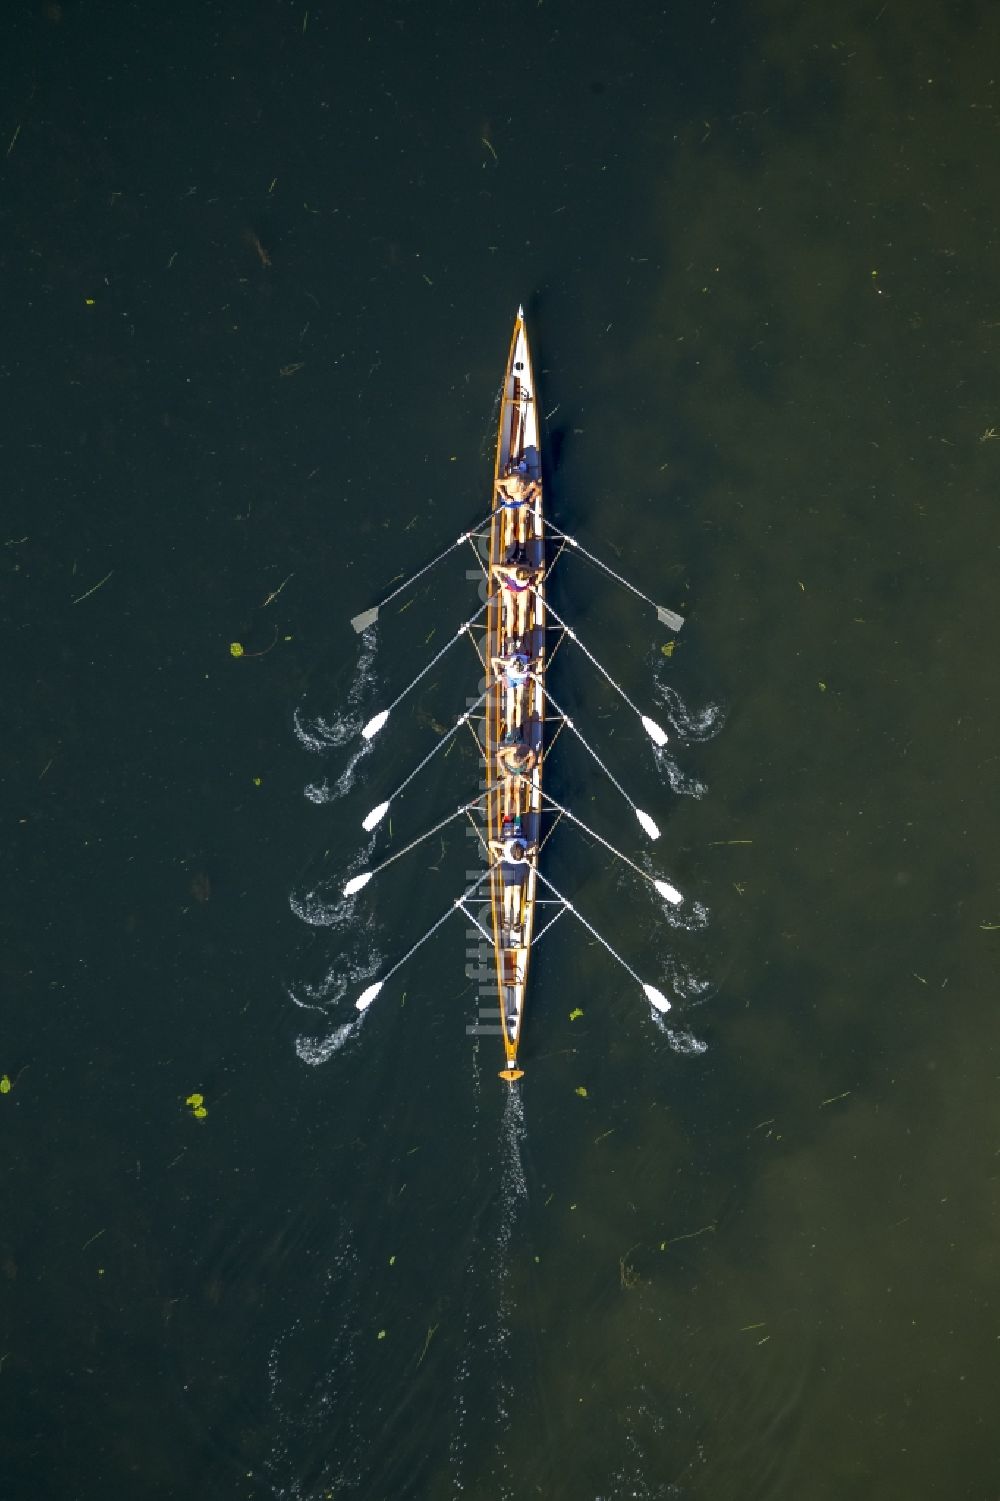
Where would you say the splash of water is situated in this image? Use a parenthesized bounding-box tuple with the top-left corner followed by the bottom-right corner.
(653, 678, 727, 743)
(295, 1018, 362, 1066)
(668, 959, 713, 1003)
(293, 624, 381, 799)
(660, 1021, 708, 1055)
(287, 826, 382, 1059)
(285, 954, 359, 1011)
(288, 890, 342, 928)
(652, 743, 708, 799)
(632, 850, 710, 933)
(660, 895, 711, 933)
(292, 707, 354, 754)
(287, 942, 381, 1061)
(331, 739, 376, 801)
(288, 833, 377, 931)
(296, 725, 375, 803)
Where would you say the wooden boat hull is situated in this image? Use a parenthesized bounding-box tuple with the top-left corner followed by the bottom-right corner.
(486, 309, 545, 1079)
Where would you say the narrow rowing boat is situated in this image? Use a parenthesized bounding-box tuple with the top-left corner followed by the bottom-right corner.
(488, 312, 544, 1080)
(345, 307, 687, 1083)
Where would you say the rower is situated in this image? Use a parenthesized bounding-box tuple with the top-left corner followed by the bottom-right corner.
(497, 729, 537, 816)
(489, 815, 537, 866)
(496, 466, 540, 548)
(493, 560, 540, 639)
(490, 640, 538, 726)
(490, 830, 535, 865)
(488, 817, 537, 934)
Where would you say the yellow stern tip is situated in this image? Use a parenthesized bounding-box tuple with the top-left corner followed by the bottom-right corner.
(499, 1067, 525, 1083)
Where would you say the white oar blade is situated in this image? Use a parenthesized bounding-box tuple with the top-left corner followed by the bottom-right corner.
(355, 981, 384, 1011)
(351, 606, 379, 634)
(654, 880, 683, 906)
(362, 800, 390, 832)
(656, 605, 685, 632)
(362, 709, 390, 740)
(343, 872, 374, 898)
(643, 983, 672, 1013)
(641, 715, 669, 748)
(635, 808, 661, 841)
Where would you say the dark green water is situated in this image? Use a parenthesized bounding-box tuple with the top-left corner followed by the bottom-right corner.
(4, 1, 999, 1497)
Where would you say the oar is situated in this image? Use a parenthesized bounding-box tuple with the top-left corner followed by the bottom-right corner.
(350, 531, 484, 633)
(361, 603, 487, 740)
(362, 685, 490, 831)
(344, 792, 489, 897)
(538, 596, 670, 748)
(529, 675, 660, 840)
(352, 867, 493, 1010)
(534, 867, 672, 1013)
(544, 520, 685, 631)
(538, 790, 683, 905)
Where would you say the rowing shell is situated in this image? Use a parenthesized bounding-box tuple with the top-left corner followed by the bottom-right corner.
(487, 310, 544, 1082)
(344, 306, 687, 1084)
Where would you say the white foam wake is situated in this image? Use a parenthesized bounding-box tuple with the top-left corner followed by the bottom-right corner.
(285, 952, 365, 1010)
(288, 833, 377, 930)
(661, 894, 711, 932)
(292, 707, 355, 753)
(653, 678, 727, 743)
(290, 949, 381, 1066)
(446, 1084, 529, 1499)
(295, 1017, 362, 1066)
(287, 827, 382, 1061)
(293, 623, 381, 799)
(499, 1086, 528, 1214)
(288, 890, 341, 928)
(649, 1009, 708, 1055)
(652, 743, 708, 799)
